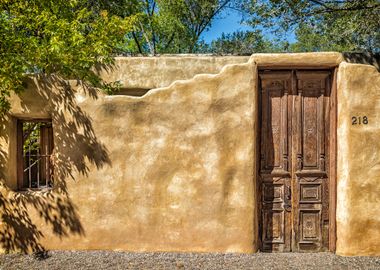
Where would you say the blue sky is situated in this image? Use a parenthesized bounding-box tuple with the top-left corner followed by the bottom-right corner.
(201, 9, 251, 43)
(201, 8, 296, 43)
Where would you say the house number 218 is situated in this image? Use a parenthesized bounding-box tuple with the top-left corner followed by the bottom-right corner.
(352, 116, 368, 125)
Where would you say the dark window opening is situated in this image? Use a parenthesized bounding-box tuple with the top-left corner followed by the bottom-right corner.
(17, 120, 54, 190)
(114, 88, 151, 97)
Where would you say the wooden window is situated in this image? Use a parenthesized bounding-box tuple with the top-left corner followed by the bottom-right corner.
(17, 119, 54, 190)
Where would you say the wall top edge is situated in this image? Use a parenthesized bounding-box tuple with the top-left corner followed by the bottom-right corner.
(112, 53, 380, 70)
(114, 55, 251, 59)
(250, 52, 344, 67)
(112, 52, 346, 68)
(113, 53, 342, 61)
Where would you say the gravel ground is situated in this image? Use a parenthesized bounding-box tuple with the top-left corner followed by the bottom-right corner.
(1, 251, 380, 270)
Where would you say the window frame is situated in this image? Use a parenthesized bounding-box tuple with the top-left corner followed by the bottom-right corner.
(16, 118, 54, 191)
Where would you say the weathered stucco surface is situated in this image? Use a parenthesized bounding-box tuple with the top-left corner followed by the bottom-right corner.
(336, 62, 380, 256)
(0, 58, 257, 253)
(252, 52, 343, 68)
(98, 56, 250, 89)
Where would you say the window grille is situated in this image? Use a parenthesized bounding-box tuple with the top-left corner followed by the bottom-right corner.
(17, 120, 54, 189)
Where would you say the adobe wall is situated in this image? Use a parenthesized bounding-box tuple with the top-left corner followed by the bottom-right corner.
(0, 53, 380, 255)
(97, 56, 250, 89)
(0, 58, 257, 253)
(336, 62, 380, 256)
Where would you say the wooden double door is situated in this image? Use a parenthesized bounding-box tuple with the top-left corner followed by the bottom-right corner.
(258, 70, 334, 252)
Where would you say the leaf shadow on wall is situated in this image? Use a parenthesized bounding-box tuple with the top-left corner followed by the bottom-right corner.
(0, 75, 111, 253)
(343, 52, 380, 71)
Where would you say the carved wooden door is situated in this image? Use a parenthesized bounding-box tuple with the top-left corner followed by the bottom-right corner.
(259, 70, 331, 252)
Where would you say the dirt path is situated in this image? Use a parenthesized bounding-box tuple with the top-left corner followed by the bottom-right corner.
(1, 251, 380, 270)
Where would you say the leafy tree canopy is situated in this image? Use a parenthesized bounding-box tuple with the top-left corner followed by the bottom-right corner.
(201, 30, 281, 54)
(242, 0, 380, 52)
(0, 0, 135, 115)
(122, 0, 239, 54)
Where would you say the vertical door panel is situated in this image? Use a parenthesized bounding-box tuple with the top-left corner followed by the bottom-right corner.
(293, 71, 330, 252)
(259, 72, 292, 252)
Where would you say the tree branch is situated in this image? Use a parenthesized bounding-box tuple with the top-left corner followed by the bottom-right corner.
(138, 21, 155, 55)
(131, 32, 143, 54)
(308, 0, 380, 12)
(164, 33, 176, 51)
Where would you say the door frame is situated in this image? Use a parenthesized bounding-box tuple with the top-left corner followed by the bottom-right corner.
(256, 66, 338, 252)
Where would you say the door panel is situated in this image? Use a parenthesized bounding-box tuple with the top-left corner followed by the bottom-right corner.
(293, 71, 330, 252)
(259, 70, 332, 252)
(260, 72, 291, 173)
(259, 72, 292, 252)
(261, 176, 292, 252)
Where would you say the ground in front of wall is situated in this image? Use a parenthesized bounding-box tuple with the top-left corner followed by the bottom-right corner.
(1, 251, 380, 270)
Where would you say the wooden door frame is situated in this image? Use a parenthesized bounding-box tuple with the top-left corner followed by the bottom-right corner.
(328, 67, 338, 252)
(255, 67, 338, 252)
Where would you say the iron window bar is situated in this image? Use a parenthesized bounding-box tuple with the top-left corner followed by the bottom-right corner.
(18, 120, 53, 190)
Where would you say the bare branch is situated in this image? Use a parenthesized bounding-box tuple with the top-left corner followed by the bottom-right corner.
(131, 32, 143, 54)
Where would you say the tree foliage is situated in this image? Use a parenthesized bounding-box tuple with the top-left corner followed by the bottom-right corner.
(163, 0, 238, 53)
(120, 0, 238, 54)
(242, 0, 380, 52)
(204, 30, 279, 54)
(125, 0, 186, 54)
(0, 0, 135, 115)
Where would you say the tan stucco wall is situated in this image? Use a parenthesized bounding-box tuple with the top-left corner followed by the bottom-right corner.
(98, 53, 343, 90)
(252, 52, 343, 68)
(336, 62, 380, 256)
(1, 53, 380, 255)
(0, 58, 257, 253)
(98, 56, 250, 89)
